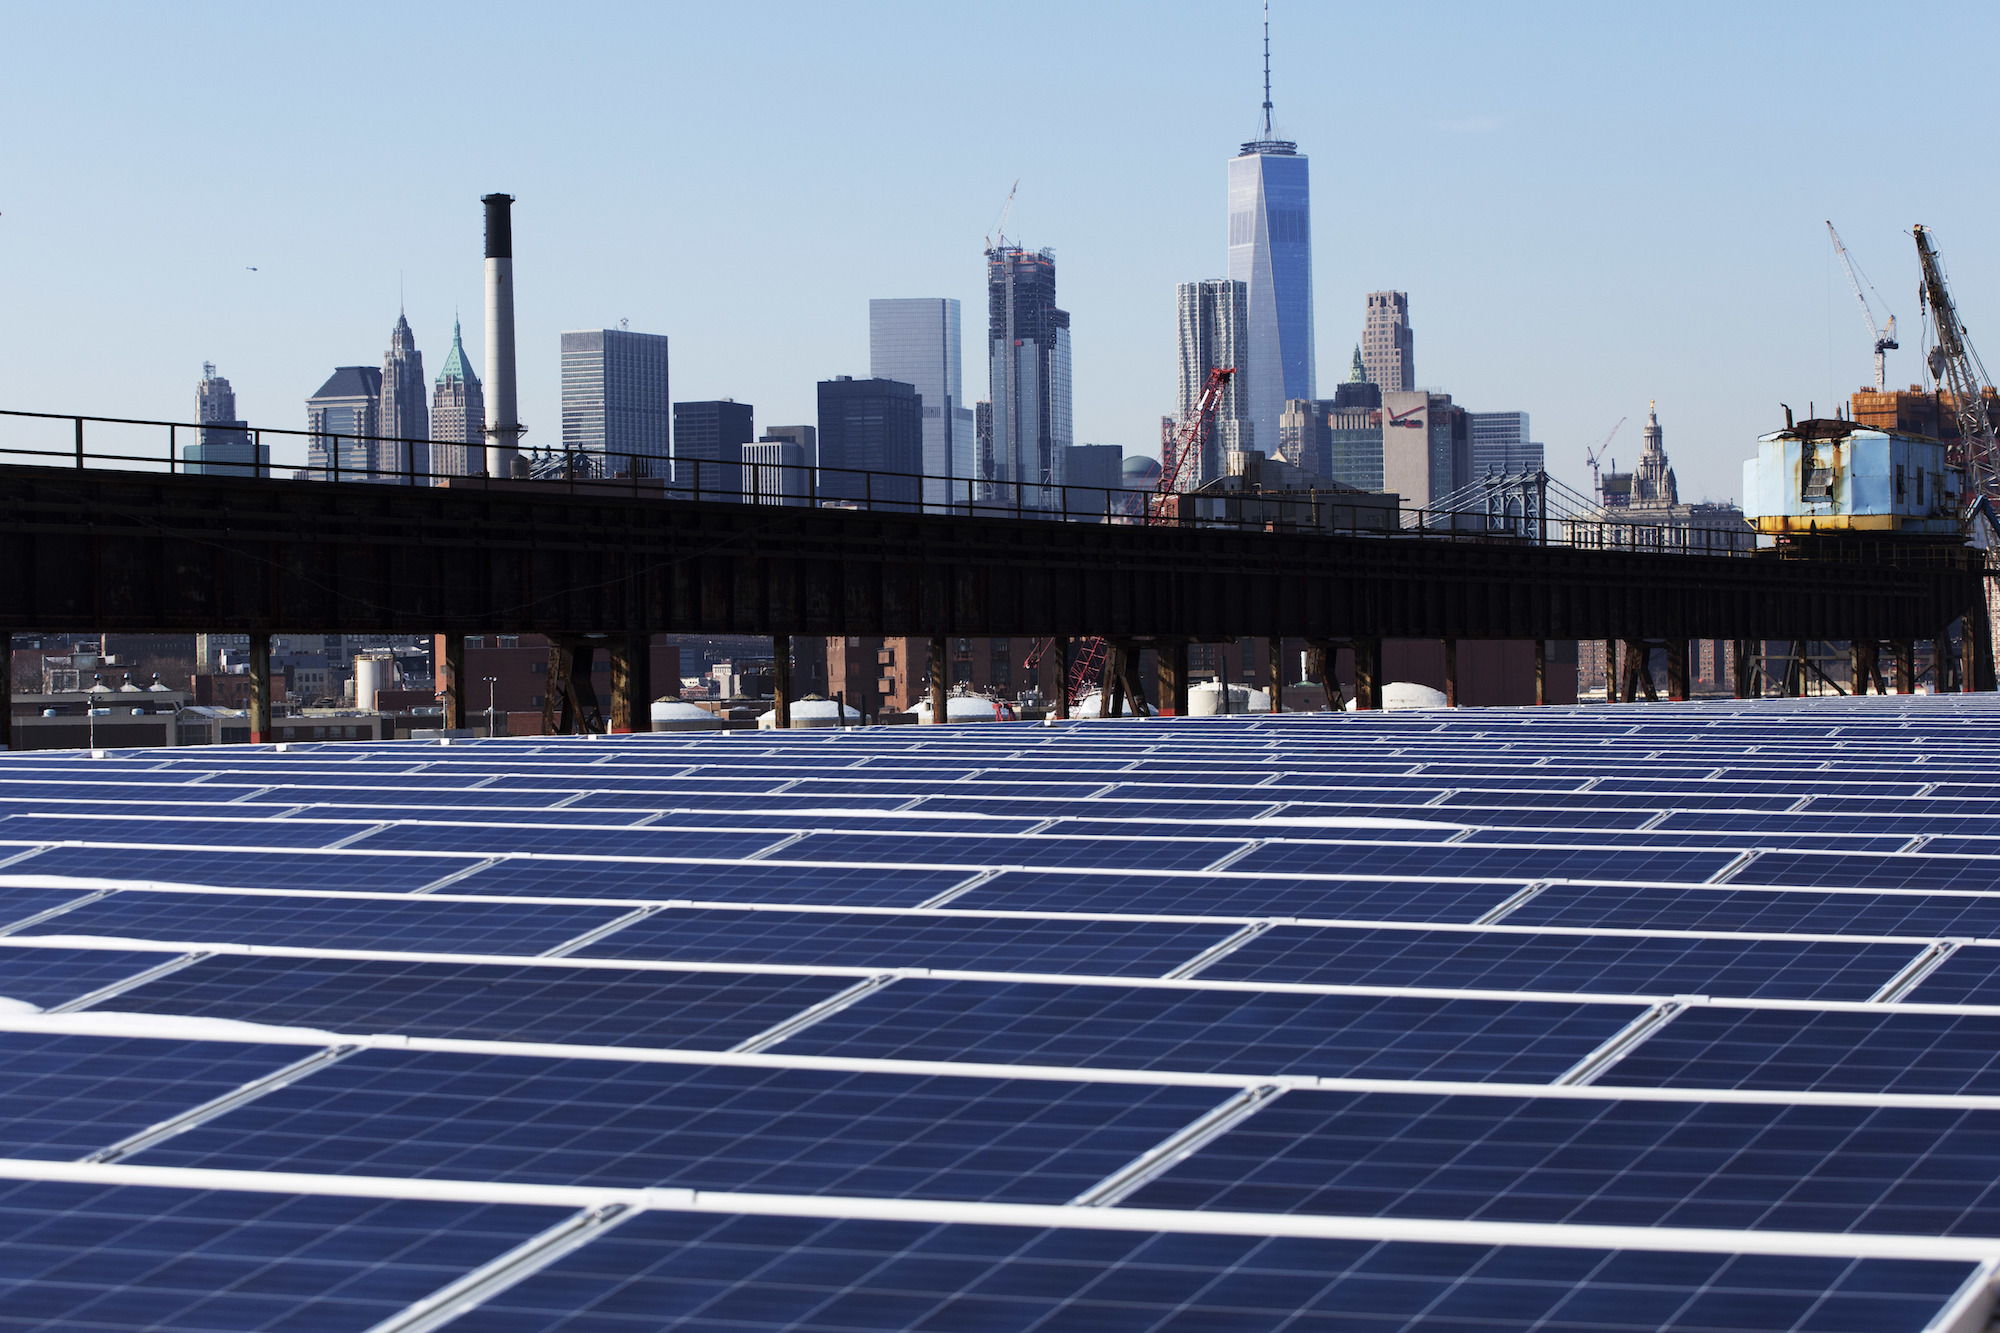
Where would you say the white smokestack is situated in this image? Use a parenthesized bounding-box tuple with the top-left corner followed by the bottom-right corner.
(482, 193, 521, 477)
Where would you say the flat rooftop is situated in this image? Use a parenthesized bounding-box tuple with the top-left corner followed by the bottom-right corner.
(0, 697, 1995, 1329)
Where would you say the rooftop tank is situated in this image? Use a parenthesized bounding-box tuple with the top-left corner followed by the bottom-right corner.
(1742, 417, 1961, 536)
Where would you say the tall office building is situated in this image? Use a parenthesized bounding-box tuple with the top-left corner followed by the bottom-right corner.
(429, 318, 485, 478)
(1382, 390, 1470, 509)
(1228, 24, 1314, 461)
(1468, 411, 1543, 478)
(560, 327, 672, 477)
(744, 431, 810, 506)
(1175, 279, 1253, 484)
(1361, 292, 1414, 392)
(185, 363, 264, 477)
(672, 399, 755, 500)
(818, 376, 922, 509)
(870, 298, 973, 511)
(377, 311, 429, 482)
(984, 246, 1071, 507)
(305, 367, 382, 480)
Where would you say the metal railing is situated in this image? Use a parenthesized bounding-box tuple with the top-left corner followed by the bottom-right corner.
(0, 406, 1783, 558)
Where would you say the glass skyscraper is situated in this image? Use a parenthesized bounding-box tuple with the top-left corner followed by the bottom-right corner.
(560, 327, 671, 477)
(1228, 133, 1314, 461)
(985, 246, 1071, 509)
(869, 298, 973, 512)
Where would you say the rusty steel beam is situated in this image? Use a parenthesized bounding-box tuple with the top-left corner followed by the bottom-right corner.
(0, 464, 1983, 646)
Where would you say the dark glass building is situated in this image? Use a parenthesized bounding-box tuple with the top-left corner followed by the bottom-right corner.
(672, 399, 754, 500)
(817, 376, 922, 509)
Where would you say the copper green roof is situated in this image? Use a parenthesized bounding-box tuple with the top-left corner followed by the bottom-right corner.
(435, 317, 479, 387)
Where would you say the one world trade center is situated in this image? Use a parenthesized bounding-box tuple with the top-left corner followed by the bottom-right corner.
(1227, 9, 1313, 456)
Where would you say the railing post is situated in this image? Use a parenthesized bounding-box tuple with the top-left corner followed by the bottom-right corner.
(168, 423, 176, 473)
(74, 418, 84, 469)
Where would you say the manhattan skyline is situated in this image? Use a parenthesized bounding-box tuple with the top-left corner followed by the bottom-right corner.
(3, 2, 1998, 505)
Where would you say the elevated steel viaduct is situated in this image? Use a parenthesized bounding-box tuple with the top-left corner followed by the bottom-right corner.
(0, 464, 1988, 740)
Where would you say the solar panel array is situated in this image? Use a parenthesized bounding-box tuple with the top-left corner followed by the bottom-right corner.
(2, 697, 2000, 1329)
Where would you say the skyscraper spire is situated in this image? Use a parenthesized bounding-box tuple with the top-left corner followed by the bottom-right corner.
(1261, 0, 1273, 138)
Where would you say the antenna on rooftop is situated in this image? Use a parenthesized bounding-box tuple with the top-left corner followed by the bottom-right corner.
(1261, 0, 1273, 138)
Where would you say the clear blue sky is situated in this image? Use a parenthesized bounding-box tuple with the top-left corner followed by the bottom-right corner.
(4, 1, 1996, 501)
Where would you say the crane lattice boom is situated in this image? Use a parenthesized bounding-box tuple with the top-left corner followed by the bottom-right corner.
(1914, 224, 2000, 502)
(1827, 221, 1899, 392)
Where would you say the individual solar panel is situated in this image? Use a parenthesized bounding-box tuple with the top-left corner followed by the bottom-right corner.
(0, 1031, 305, 1159)
(0, 1179, 566, 1330)
(1459, 828, 1918, 852)
(950, 870, 1521, 922)
(1894, 945, 2000, 1005)
(0, 814, 348, 848)
(1199, 926, 1922, 1001)
(14, 844, 473, 893)
(1505, 882, 2000, 937)
(456, 857, 970, 906)
(774, 977, 1641, 1082)
(355, 822, 792, 859)
(769, 830, 1244, 871)
(1596, 1005, 2000, 1096)
(1126, 1088, 2000, 1236)
(141, 1049, 1224, 1204)
(1230, 841, 1739, 883)
(0, 885, 100, 930)
(12, 890, 624, 955)
(0, 944, 185, 1009)
(447, 1211, 1980, 1333)
(103, 953, 856, 1048)
(570, 908, 1237, 976)
(1735, 851, 2000, 893)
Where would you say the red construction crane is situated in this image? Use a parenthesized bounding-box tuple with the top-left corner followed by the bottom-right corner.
(1025, 368, 1235, 710)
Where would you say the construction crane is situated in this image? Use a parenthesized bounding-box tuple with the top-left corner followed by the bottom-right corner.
(1584, 417, 1625, 504)
(1914, 223, 2000, 501)
(984, 180, 1019, 253)
(1826, 221, 1898, 391)
(1024, 367, 1237, 709)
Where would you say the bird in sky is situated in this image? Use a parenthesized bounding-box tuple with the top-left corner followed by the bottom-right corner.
(245, 266, 258, 271)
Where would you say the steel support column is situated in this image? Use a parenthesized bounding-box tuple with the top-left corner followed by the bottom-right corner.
(1604, 639, 1619, 703)
(928, 635, 948, 724)
(1933, 634, 1954, 693)
(1895, 640, 1916, 695)
(439, 635, 465, 730)
(1354, 638, 1380, 711)
(1732, 640, 1754, 699)
(1160, 640, 1190, 717)
(248, 631, 272, 744)
(0, 630, 12, 751)
(1054, 637, 1070, 720)
(1534, 639, 1547, 707)
(1267, 636, 1283, 714)
(609, 634, 650, 733)
(771, 634, 792, 728)
(1666, 639, 1689, 702)
(1443, 639, 1459, 707)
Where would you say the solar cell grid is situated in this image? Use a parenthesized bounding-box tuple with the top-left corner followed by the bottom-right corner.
(572, 908, 1237, 976)
(1126, 1088, 2000, 1237)
(0, 1031, 306, 1160)
(1200, 925, 1922, 1001)
(0, 944, 185, 1009)
(140, 1049, 1227, 1204)
(768, 829, 1245, 872)
(1233, 840, 1738, 883)
(774, 977, 1641, 1081)
(443, 1213, 1980, 1333)
(14, 844, 472, 893)
(357, 821, 792, 859)
(1508, 882, 2000, 937)
(0, 1180, 566, 1332)
(0, 814, 355, 849)
(1596, 1005, 2000, 1096)
(106, 952, 864, 1052)
(10, 889, 623, 954)
(951, 869, 1521, 921)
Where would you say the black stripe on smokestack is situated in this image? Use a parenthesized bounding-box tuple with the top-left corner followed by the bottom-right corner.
(483, 193, 514, 259)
